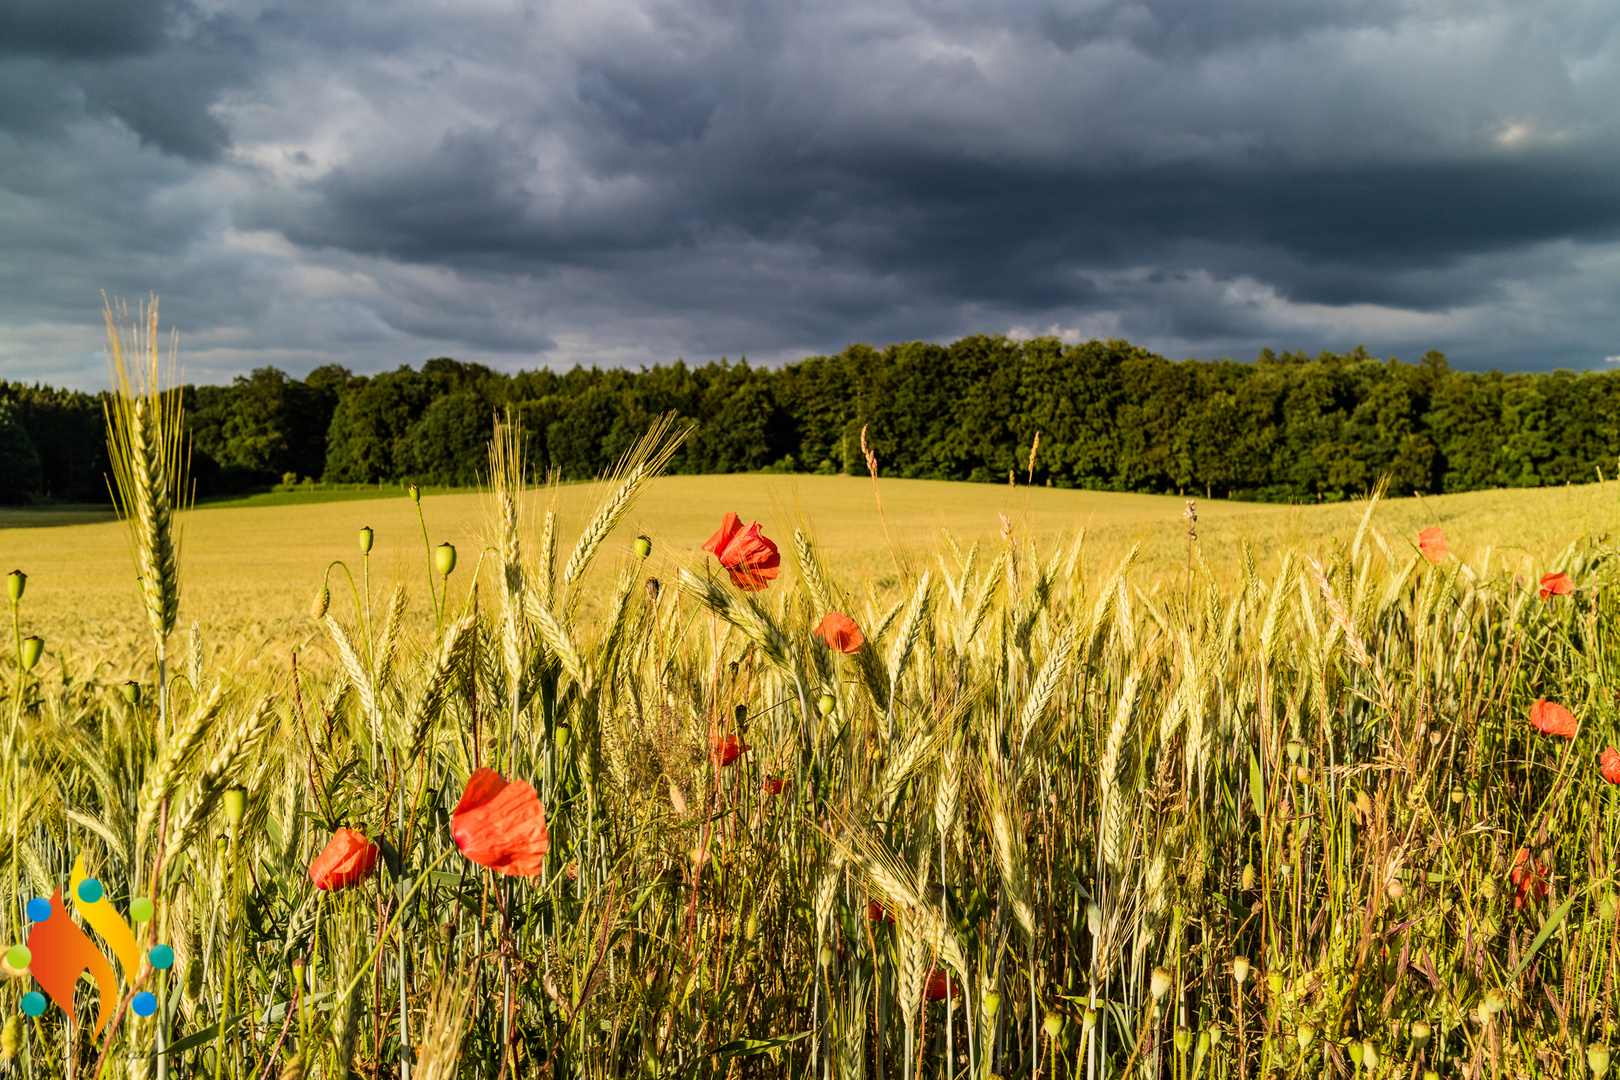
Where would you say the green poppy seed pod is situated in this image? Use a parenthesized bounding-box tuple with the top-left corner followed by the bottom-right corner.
(634, 535, 652, 559)
(435, 543, 457, 577)
(1285, 738, 1303, 763)
(818, 947, 836, 968)
(409, 484, 420, 503)
(214, 835, 228, 855)
(1424, 1072, 1440, 1080)
(1241, 863, 1257, 890)
(6, 570, 24, 603)
(1296, 1024, 1315, 1051)
(1589, 1044, 1611, 1078)
(1150, 966, 1173, 1000)
(312, 584, 330, 619)
(817, 693, 835, 716)
(1410, 1020, 1431, 1046)
(1479, 988, 1508, 1018)
(1043, 1013, 1063, 1040)
(1361, 1041, 1378, 1070)
(1232, 956, 1250, 985)
(983, 992, 1000, 1018)
(1081, 1007, 1097, 1032)
(359, 525, 374, 554)
(1, 1014, 19, 1060)
(19, 636, 42, 672)
(121, 680, 141, 705)
(1347, 1042, 1364, 1066)
(1267, 970, 1283, 997)
(1196, 1029, 1210, 1057)
(1086, 903, 1100, 936)
(223, 787, 247, 825)
(1173, 1027, 1191, 1053)
(1207, 1024, 1223, 1047)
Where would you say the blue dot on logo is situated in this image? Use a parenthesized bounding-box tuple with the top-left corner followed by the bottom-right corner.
(147, 945, 174, 970)
(25, 898, 50, 923)
(76, 879, 103, 904)
(131, 992, 157, 1017)
(20, 991, 45, 1017)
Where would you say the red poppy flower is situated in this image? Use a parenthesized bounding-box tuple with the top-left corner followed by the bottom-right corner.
(703, 513, 781, 591)
(1602, 747, 1620, 785)
(764, 777, 789, 795)
(1528, 698, 1578, 738)
(924, 969, 961, 1001)
(866, 900, 894, 923)
(1510, 848, 1550, 910)
(814, 611, 865, 654)
(1539, 571, 1574, 601)
(451, 768, 549, 877)
(309, 828, 378, 890)
(709, 732, 751, 768)
(1418, 527, 1447, 564)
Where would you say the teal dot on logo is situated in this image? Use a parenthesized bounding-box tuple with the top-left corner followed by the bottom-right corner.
(76, 879, 103, 904)
(147, 945, 174, 970)
(5, 945, 29, 969)
(130, 897, 155, 923)
(20, 992, 45, 1017)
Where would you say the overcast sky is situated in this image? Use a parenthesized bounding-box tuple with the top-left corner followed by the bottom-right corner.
(2, 0, 1618, 388)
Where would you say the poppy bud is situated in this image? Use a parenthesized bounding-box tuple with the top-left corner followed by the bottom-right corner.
(214, 835, 228, 855)
(1479, 988, 1507, 1018)
(1361, 1041, 1378, 1069)
(1296, 1024, 1315, 1051)
(6, 570, 24, 602)
(1355, 789, 1372, 816)
(1196, 1029, 1210, 1057)
(634, 536, 652, 559)
(1241, 864, 1256, 890)
(312, 585, 330, 619)
(359, 526, 374, 554)
(1043, 1013, 1063, 1040)
(121, 680, 141, 705)
(19, 636, 42, 672)
(1450, 787, 1465, 804)
(1082, 1007, 1097, 1032)
(1387, 880, 1405, 900)
(817, 693, 835, 716)
(1232, 956, 1250, 985)
(1173, 1027, 1191, 1053)
(1150, 966, 1173, 1000)
(409, 484, 420, 503)
(1267, 970, 1283, 996)
(1, 1015, 18, 1060)
(223, 787, 247, 825)
(1589, 1044, 1610, 1077)
(435, 543, 456, 577)
(744, 911, 759, 941)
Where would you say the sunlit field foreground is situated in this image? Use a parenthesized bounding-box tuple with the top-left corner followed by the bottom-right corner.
(5, 379, 1620, 1079)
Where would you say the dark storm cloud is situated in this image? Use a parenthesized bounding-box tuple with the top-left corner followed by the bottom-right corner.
(3, 0, 1620, 386)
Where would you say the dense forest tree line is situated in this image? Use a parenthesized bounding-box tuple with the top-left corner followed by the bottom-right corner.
(0, 336, 1614, 505)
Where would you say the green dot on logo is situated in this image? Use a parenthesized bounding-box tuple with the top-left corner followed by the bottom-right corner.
(5, 945, 31, 970)
(130, 897, 155, 922)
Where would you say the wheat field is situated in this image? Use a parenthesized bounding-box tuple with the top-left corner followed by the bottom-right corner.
(1, 375, 1618, 1080)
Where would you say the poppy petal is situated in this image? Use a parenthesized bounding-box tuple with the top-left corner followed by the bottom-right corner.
(1528, 698, 1578, 738)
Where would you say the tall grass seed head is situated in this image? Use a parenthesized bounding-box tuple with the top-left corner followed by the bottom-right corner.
(19, 636, 42, 671)
(435, 542, 456, 576)
(5, 570, 23, 602)
(359, 525, 374, 554)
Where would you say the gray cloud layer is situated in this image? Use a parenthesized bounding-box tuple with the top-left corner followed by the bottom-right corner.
(2, 0, 1619, 387)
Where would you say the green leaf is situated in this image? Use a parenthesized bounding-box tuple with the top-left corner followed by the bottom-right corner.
(1248, 749, 1265, 823)
(715, 1030, 813, 1059)
(1507, 889, 1581, 985)
(160, 1014, 248, 1057)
